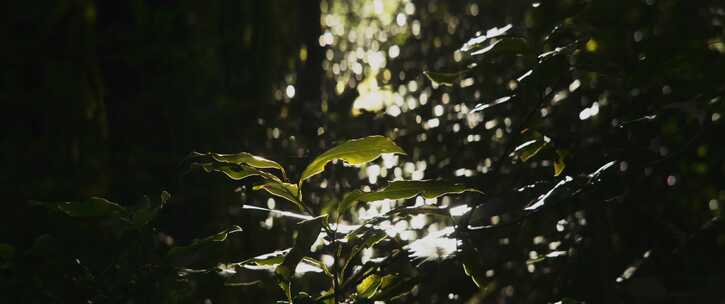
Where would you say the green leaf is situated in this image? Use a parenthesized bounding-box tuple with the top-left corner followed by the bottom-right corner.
(192, 151, 286, 179)
(254, 181, 303, 211)
(195, 162, 264, 181)
(211, 152, 286, 178)
(167, 225, 242, 258)
(275, 215, 327, 283)
(341, 180, 483, 210)
(299, 136, 405, 184)
(357, 274, 383, 298)
(423, 71, 462, 86)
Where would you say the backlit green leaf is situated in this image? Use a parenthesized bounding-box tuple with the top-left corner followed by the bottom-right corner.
(254, 181, 303, 211)
(210, 152, 286, 177)
(192, 151, 286, 179)
(299, 136, 405, 184)
(357, 274, 383, 298)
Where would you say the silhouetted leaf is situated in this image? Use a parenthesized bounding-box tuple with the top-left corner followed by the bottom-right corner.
(469, 37, 529, 58)
(423, 71, 462, 86)
(299, 136, 405, 184)
(512, 139, 549, 162)
(341, 180, 482, 211)
(472, 95, 515, 113)
(37, 197, 128, 218)
(167, 226, 242, 258)
(524, 176, 576, 211)
(460, 238, 497, 297)
(275, 215, 327, 283)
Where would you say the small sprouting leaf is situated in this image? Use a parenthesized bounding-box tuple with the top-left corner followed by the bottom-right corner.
(471, 95, 515, 113)
(299, 136, 405, 184)
(254, 181, 303, 211)
(423, 71, 462, 86)
(275, 215, 326, 283)
(341, 180, 483, 210)
(167, 225, 242, 258)
(132, 191, 171, 228)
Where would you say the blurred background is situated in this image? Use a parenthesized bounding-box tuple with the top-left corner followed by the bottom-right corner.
(1, 0, 724, 303)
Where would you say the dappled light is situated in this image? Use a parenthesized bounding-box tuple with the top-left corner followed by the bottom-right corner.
(2, 0, 725, 303)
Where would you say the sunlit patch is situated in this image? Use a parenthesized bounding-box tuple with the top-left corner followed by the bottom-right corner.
(405, 226, 457, 261)
(585, 38, 599, 52)
(449, 204, 471, 216)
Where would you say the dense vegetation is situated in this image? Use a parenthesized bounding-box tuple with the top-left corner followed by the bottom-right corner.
(1, 0, 724, 303)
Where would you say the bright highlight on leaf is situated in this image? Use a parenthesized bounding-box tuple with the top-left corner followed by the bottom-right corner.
(299, 135, 405, 184)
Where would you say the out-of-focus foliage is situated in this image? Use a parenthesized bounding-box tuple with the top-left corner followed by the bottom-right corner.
(2, 0, 725, 303)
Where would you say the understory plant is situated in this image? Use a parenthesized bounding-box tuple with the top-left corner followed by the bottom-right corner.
(190, 135, 483, 303)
